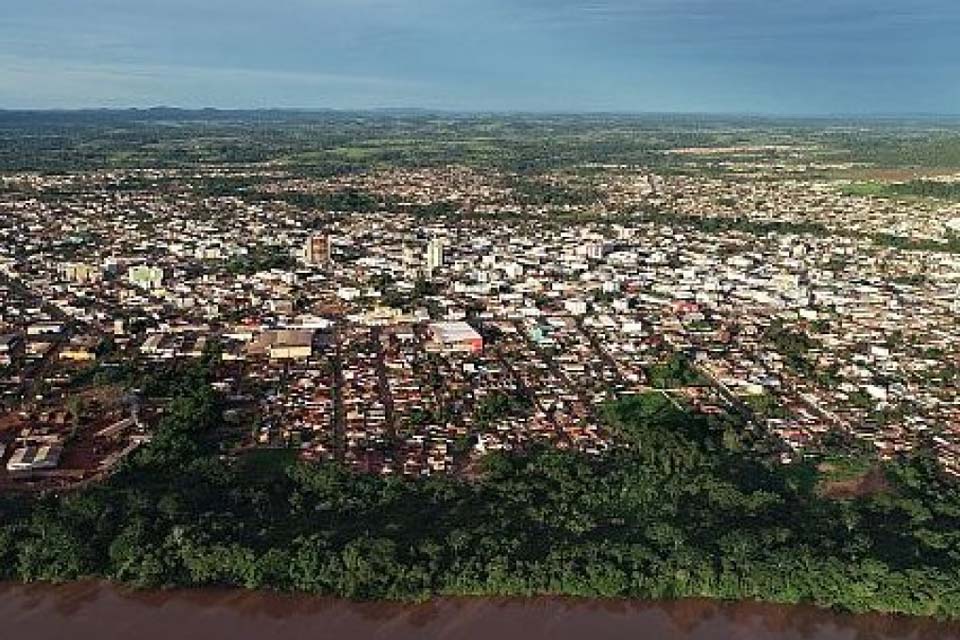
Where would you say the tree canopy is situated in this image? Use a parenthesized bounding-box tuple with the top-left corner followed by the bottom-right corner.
(2, 382, 960, 619)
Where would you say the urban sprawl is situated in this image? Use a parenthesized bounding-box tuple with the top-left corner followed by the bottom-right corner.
(2, 139, 960, 487)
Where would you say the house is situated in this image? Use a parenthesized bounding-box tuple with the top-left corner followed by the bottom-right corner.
(60, 335, 103, 362)
(0, 333, 24, 365)
(6, 444, 63, 472)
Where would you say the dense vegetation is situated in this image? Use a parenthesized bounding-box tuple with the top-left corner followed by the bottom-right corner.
(834, 132, 960, 169)
(890, 180, 960, 200)
(845, 180, 960, 201)
(764, 320, 820, 375)
(873, 231, 960, 254)
(223, 245, 297, 275)
(254, 189, 384, 213)
(2, 363, 960, 619)
(2, 110, 958, 175)
(647, 353, 704, 389)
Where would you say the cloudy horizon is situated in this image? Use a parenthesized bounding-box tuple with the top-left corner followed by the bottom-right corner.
(2, 0, 959, 114)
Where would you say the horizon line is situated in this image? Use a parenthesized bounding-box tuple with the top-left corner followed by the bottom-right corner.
(2, 106, 960, 121)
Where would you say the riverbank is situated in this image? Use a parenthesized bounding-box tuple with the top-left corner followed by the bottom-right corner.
(5, 394, 960, 620)
(1, 582, 958, 640)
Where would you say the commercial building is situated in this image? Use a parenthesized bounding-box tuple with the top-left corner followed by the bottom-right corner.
(60, 335, 102, 362)
(304, 233, 333, 266)
(59, 262, 102, 284)
(6, 444, 63, 473)
(257, 329, 316, 360)
(428, 321, 483, 354)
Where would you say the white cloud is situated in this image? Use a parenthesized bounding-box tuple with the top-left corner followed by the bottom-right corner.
(0, 55, 422, 108)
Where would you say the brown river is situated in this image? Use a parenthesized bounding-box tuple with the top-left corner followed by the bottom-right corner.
(1, 582, 958, 640)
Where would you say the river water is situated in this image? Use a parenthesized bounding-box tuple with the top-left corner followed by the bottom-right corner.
(1, 582, 958, 640)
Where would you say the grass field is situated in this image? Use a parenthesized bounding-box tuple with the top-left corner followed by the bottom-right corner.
(840, 177, 960, 202)
(818, 454, 875, 483)
(237, 448, 300, 477)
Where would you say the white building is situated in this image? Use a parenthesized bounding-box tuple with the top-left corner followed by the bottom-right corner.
(128, 265, 164, 290)
(426, 238, 445, 273)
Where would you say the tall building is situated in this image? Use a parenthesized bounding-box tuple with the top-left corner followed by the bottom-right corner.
(425, 238, 445, 274)
(128, 265, 164, 290)
(402, 243, 416, 266)
(59, 262, 102, 284)
(304, 233, 332, 266)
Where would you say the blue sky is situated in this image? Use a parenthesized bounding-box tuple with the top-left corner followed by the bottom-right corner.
(2, 0, 959, 114)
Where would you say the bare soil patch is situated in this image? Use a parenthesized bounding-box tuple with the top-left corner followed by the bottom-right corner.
(819, 466, 892, 500)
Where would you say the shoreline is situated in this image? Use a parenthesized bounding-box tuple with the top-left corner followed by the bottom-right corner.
(2, 580, 959, 640)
